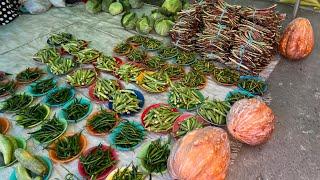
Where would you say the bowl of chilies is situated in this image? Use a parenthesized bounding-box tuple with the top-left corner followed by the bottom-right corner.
(141, 103, 180, 133)
(74, 48, 101, 64)
(212, 68, 240, 86)
(28, 115, 68, 145)
(108, 89, 144, 116)
(144, 56, 167, 71)
(88, 79, 122, 103)
(15, 103, 51, 129)
(60, 39, 89, 55)
(172, 113, 206, 138)
(0, 80, 16, 98)
(180, 71, 207, 89)
(78, 144, 118, 180)
(108, 120, 145, 151)
(237, 76, 267, 95)
(67, 68, 97, 88)
(113, 42, 133, 56)
(136, 71, 169, 93)
(158, 46, 178, 60)
(26, 77, 57, 97)
(44, 86, 75, 107)
(94, 56, 123, 73)
(126, 48, 147, 63)
(33, 47, 60, 63)
(141, 38, 163, 51)
(48, 132, 87, 163)
(126, 35, 147, 47)
(60, 98, 93, 123)
(197, 99, 231, 126)
(225, 89, 255, 105)
(0, 93, 33, 113)
(191, 60, 216, 76)
(137, 139, 171, 175)
(105, 164, 145, 180)
(175, 51, 197, 66)
(16, 67, 44, 84)
(168, 84, 204, 111)
(114, 63, 144, 83)
(86, 109, 120, 136)
(163, 64, 185, 80)
(47, 56, 76, 76)
(0, 117, 10, 134)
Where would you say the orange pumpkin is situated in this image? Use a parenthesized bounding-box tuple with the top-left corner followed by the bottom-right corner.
(227, 98, 275, 146)
(168, 127, 230, 180)
(279, 17, 314, 60)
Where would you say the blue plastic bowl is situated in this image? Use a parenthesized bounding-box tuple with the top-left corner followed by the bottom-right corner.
(26, 78, 57, 97)
(225, 89, 255, 104)
(237, 75, 268, 95)
(108, 121, 146, 151)
(59, 97, 93, 123)
(108, 89, 145, 117)
(9, 156, 53, 180)
(43, 86, 75, 107)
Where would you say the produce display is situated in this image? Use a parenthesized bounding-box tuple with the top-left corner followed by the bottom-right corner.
(225, 89, 254, 105)
(33, 47, 59, 63)
(16, 67, 43, 84)
(175, 116, 204, 138)
(191, 60, 215, 75)
(29, 78, 56, 95)
(93, 79, 122, 101)
(198, 99, 231, 126)
(67, 68, 97, 87)
(144, 56, 167, 70)
(163, 64, 185, 80)
(47, 32, 73, 46)
(86, 109, 119, 135)
(238, 76, 267, 95)
(0, 80, 16, 97)
(113, 42, 133, 56)
(142, 38, 163, 51)
(110, 90, 142, 114)
(213, 68, 240, 85)
(126, 35, 146, 46)
(15, 104, 49, 128)
(176, 51, 197, 65)
(169, 84, 204, 110)
(47, 56, 76, 76)
(158, 46, 178, 59)
(0, 93, 33, 112)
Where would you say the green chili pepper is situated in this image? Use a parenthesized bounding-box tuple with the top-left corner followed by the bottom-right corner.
(238, 78, 266, 95)
(142, 38, 163, 50)
(16, 67, 43, 83)
(212, 68, 240, 85)
(33, 47, 60, 63)
(115, 64, 143, 83)
(87, 109, 118, 134)
(176, 51, 197, 65)
(181, 71, 206, 89)
(126, 35, 146, 46)
(61, 40, 88, 55)
(0, 93, 32, 112)
(143, 105, 181, 132)
(54, 132, 82, 160)
(31, 78, 56, 94)
(15, 104, 48, 128)
(139, 71, 169, 93)
(111, 90, 141, 114)
(62, 98, 89, 122)
(94, 79, 121, 101)
(168, 84, 203, 110)
(226, 91, 254, 105)
(191, 60, 216, 75)
(176, 117, 203, 137)
(67, 69, 96, 87)
(145, 56, 167, 70)
(0, 80, 16, 96)
(114, 42, 133, 55)
(47, 56, 76, 76)
(127, 49, 146, 63)
(113, 121, 145, 149)
(28, 115, 65, 144)
(198, 99, 231, 125)
(112, 164, 144, 180)
(95, 55, 119, 72)
(47, 32, 74, 46)
(158, 46, 178, 59)
(46, 88, 73, 105)
(141, 139, 170, 173)
(163, 64, 185, 80)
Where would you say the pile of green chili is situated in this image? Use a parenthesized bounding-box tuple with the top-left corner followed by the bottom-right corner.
(158, 46, 178, 59)
(114, 42, 132, 55)
(191, 60, 216, 75)
(145, 56, 167, 70)
(15, 104, 48, 128)
(126, 35, 146, 46)
(87, 109, 118, 134)
(181, 71, 206, 89)
(1, 93, 32, 112)
(62, 98, 89, 122)
(127, 49, 146, 63)
(176, 51, 197, 65)
(111, 90, 141, 114)
(212, 68, 240, 85)
(198, 99, 231, 125)
(142, 38, 163, 50)
(163, 65, 185, 80)
(30, 78, 56, 94)
(54, 132, 82, 160)
(94, 79, 121, 101)
(67, 69, 96, 87)
(143, 105, 181, 133)
(16, 67, 43, 83)
(176, 116, 204, 137)
(28, 115, 65, 144)
(46, 88, 73, 105)
(114, 121, 145, 149)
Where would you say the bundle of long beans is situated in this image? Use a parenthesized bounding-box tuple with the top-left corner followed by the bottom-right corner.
(114, 121, 145, 149)
(28, 115, 65, 144)
(112, 164, 144, 180)
(15, 104, 48, 128)
(87, 109, 118, 134)
(54, 132, 82, 160)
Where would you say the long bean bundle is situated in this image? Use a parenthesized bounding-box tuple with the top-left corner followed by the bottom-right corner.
(87, 110, 118, 134)
(114, 121, 145, 149)
(0, 94, 32, 112)
(55, 132, 82, 160)
(28, 115, 65, 144)
(15, 104, 48, 128)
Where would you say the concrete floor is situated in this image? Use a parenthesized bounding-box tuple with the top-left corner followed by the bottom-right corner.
(0, 0, 319, 180)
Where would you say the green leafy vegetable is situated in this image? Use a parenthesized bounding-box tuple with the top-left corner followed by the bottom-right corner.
(109, 2, 124, 15)
(136, 14, 153, 35)
(121, 11, 137, 30)
(155, 19, 174, 36)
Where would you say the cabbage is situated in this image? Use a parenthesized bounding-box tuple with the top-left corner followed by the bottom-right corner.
(136, 15, 153, 35)
(119, 0, 132, 11)
(102, 0, 115, 12)
(86, 0, 102, 14)
(151, 9, 166, 21)
(161, 0, 182, 15)
(109, 2, 124, 15)
(121, 11, 137, 30)
(154, 19, 174, 36)
(129, 0, 143, 9)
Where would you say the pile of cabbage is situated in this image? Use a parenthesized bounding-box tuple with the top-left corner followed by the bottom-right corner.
(86, 0, 144, 15)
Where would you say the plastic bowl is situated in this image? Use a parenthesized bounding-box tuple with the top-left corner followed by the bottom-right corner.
(15, 104, 51, 129)
(108, 121, 145, 151)
(0, 137, 27, 169)
(224, 89, 255, 104)
(136, 71, 169, 93)
(168, 89, 205, 111)
(85, 111, 120, 137)
(88, 80, 123, 104)
(0, 80, 17, 98)
(67, 68, 98, 88)
(140, 103, 179, 134)
(78, 145, 118, 180)
(44, 86, 75, 107)
(9, 156, 53, 180)
(237, 75, 268, 95)
(172, 113, 207, 138)
(0, 94, 33, 113)
(0, 117, 10, 134)
(108, 89, 145, 117)
(48, 132, 87, 163)
(16, 67, 43, 84)
(59, 97, 93, 123)
(26, 78, 57, 97)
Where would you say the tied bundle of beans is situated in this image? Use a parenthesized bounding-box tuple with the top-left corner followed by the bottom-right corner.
(33, 47, 60, 63)
(75, 49, 101, 64)
(15, 104, 48, 128)
(170, 5, 202, 51)
(94, 79, 121, 101)
(0, 80, 15, 96)
(114, 121, 145, 149)
(111, 90, 141, 114)
(31, 78, 56, 94)
(181, 71, 206, 89)
(87, 110, 118, 134)
(62, 99, 89, 122)
(198, 99, 231, 125)
(176, 116, 204, 137)
(61, 40, 88, 55)
(143, 105, 181, 133)
(112, 164, 144, 180)
(95, 55, 119, 72)
(141, 139, 170, 173)
(139, 72, 169, 93)
(1, 94, 32, 112)
(28, 115, 65, 144)
(127, 49, 147, 63)
(54, 133, 82, 160)
(169, 84, 203, 110)
(80, 144, 116, 179)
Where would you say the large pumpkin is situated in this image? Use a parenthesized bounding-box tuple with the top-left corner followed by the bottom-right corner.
(168, 127, 230, 180)
(227, 98, 275, 145)
(279, 17, 314, 60)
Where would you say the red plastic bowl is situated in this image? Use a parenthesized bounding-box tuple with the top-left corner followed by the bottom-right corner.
(78, 145, 118, 180)
(172, 113, 206, 136)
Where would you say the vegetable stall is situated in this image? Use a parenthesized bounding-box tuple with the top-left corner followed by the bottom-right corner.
(0, 0, 315, 179)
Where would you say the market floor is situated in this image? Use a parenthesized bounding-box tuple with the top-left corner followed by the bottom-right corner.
(0, 0, 319, 180)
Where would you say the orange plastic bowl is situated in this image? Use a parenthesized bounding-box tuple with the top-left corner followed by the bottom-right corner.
(48, 133, 87, 163)
(86, 111, 120, 137)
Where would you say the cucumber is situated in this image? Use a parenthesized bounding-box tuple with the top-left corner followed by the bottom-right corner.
(16, 163, 32, 180)
(0, 134, 13, 165)
(14, 149, 47, 176)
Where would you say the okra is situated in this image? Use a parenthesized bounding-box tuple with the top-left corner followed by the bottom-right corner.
(198, 99, 231, 125)
(115, 64, 143, 83)
(168, 84, 203, 110)
(47, 32, 74, 46)
(74, 48, 100, 64)
(95, 55, 119, 72)
(47, 56, 75, 75)
(212, 68, 240, 85)
(33, 47, 60, 63)
(112, 164, 144, 180)
(139, 71, 169, 93)
(181, 71, 206, 89)
(61, 40, 88, 55)
(111, 90, 141, 114)
(176, 51, 197, 65)
(127, 48, 146, 63)
(67, 68, 96, 87)
(94, 79, 121, 101)
(176, 116, 204, 137)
